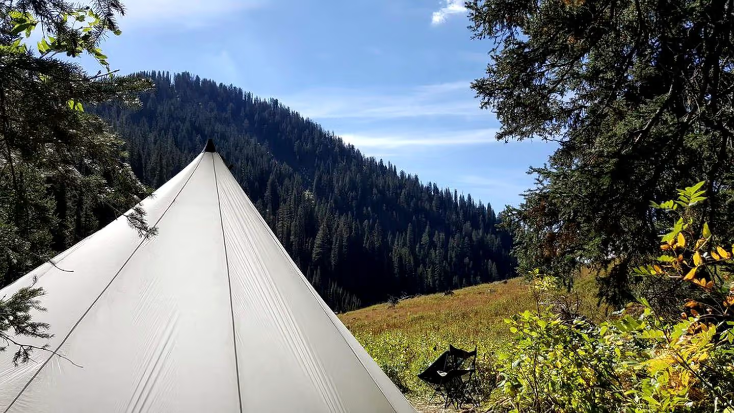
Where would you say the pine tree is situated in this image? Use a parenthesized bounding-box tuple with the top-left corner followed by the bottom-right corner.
(469, 0, 734, 304)
(0, 0, 152, 364)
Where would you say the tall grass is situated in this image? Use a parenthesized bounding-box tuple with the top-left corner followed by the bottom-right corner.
(339, 274, 606, 405)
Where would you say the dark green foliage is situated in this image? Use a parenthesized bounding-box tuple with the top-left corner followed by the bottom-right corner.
(0, 286, 51, 365)
(93, 71, 516, 311)
(1, 1, 154, 286)
(0, 0, 152, 363)
(468, 0, 734, 304)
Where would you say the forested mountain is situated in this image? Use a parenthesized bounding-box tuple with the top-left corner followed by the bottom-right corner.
(93, 71, 514, 311)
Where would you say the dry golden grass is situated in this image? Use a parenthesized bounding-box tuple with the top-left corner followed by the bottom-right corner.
(340, 278, 532, 344)
(338, 272, 608, 410)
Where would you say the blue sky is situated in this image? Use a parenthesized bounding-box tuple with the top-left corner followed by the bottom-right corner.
(80, 0, 557, 209)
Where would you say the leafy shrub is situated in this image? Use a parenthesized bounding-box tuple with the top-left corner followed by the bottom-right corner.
(496, 309, 623, 411)
(380, 361, 411, 394)
(490, 183, 734, 412)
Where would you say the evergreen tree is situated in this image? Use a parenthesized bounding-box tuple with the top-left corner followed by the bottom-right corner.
(0, 0, 151, 363)
(469, 0, 734, 304)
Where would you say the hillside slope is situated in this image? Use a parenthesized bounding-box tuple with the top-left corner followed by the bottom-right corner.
(94, 71, 515, 311)
(338, 275, 606, 402)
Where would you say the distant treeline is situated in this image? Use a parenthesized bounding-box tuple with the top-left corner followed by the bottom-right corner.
(93, 71, 515, 311)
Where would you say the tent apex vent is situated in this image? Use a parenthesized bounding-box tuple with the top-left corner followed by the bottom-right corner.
(203, 138, 216, 152)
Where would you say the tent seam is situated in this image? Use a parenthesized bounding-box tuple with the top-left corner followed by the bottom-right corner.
(212, 154, 244, 413)
(270, 233, 402, 412)
(225, 165, 404, 413)
(3, 153, 206, 413)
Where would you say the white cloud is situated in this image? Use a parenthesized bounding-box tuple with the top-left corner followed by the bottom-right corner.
(456, 175, 531, 207)
(118, 0, 262, 29)
(339, 129, 498, 149)
(211, 50, 238, 84)
(431, 0, 467, 26)
(459, 174, 528, 192)
(283, 81, 479, 120)
(457, 174, 532, 206)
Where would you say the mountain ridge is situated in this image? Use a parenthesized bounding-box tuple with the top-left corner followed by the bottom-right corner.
(93, 70, 515, 311)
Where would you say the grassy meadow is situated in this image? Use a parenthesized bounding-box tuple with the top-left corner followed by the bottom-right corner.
(338, 273, 608, 408)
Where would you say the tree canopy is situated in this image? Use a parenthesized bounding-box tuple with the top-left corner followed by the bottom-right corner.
(0, 0, 151, 362)
(468, 0, 734, 304)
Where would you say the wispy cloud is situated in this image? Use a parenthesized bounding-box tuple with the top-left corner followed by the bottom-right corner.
(284, 81, 480, 120)
(431, 0, 467, 26)
(460, 174, 528, 192)
(119, 0, 262, 28)
(458, 174, 532, 206)
(211, 50, 238, 84)
(339, 129, 498, 149)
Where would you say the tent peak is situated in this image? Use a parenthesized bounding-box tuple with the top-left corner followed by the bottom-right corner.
(204, 139, 216, 153)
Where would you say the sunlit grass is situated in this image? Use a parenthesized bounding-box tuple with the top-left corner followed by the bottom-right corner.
(339, 272, 607, 407)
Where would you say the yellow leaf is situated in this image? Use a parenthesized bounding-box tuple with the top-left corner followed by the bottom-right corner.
(724, 296, 734, 307)
(717, 246, 731, 259)
(684, 300, 699, 308)
(684, 267, 697, 281)
(661, 243, 670, 251)
(712, 251, 721, 260)
(693, 251, 703, 266)
(653, 265, 662, 274)
(677, 233, 686, 248)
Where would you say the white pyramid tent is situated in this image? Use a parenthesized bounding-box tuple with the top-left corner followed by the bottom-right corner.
(0, 142, 416, 413)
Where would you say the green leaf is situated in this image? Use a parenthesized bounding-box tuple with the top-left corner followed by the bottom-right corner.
(690, 181, 705, 192)
(67, 99, 84, 112)
(37, 39, 50, 53)
(11, 22, 35, 36)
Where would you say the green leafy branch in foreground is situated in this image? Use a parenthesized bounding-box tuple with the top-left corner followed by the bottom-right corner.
(0, 285, 50, 366)
(1, 0, 153, 365)
(492, 183, 734, 412)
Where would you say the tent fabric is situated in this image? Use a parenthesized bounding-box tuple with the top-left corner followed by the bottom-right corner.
(0, 148, 416, 413)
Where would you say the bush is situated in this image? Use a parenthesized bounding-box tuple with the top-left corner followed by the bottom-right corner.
(490, 183, 734, 412)
(495, 310, 623, 411)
